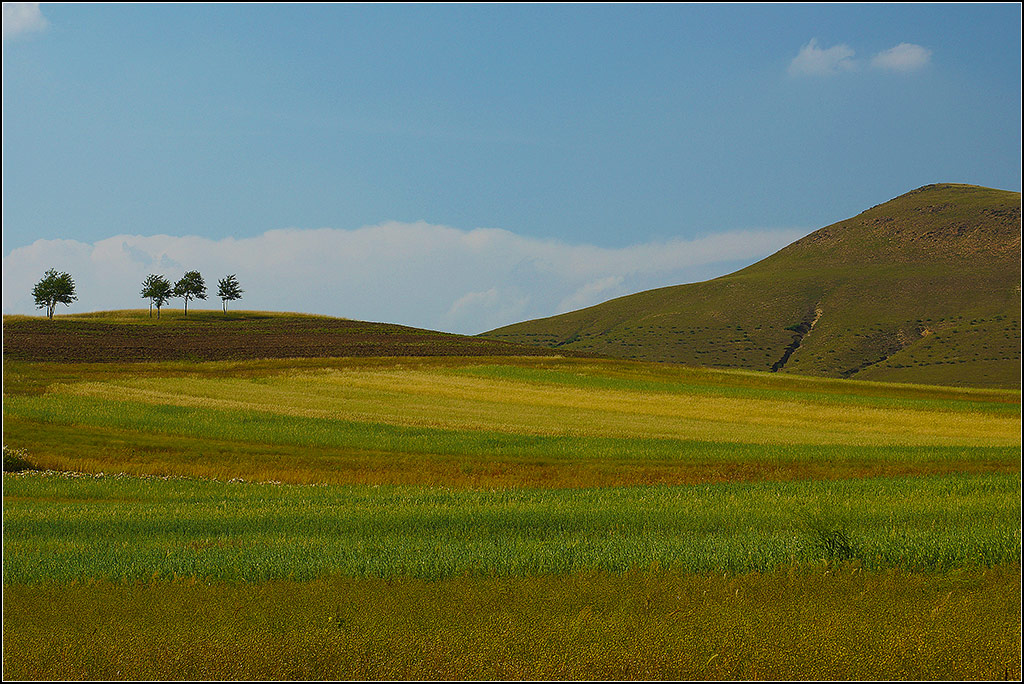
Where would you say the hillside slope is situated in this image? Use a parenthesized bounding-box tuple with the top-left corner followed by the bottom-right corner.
(1, 310, 588, 363)
(484, 184, 1022, 388)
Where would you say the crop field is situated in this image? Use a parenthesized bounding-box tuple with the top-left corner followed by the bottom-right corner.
(1, 310, 579, 363)
(2, 328, 1021, 679)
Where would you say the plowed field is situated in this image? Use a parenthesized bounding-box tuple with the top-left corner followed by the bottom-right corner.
(2, 311, 579, 363)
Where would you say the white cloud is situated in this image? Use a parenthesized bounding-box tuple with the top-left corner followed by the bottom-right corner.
(443, 287, 531, 332)
(2, 222, 809, 334)
(558, 276, 626, 314)
(2, 3, 47, 41)
(871, 43, 932, 72)
(788, 38, 856, 77)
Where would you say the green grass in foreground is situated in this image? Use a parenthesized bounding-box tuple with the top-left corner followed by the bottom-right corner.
(3, 567, 1019, 680)
(3, 472, 1019, 583)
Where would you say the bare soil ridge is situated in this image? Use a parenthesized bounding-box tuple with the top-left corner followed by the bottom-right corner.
(1, 311, 590, 363)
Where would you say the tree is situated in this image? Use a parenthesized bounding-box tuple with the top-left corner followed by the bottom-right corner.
(173, 271, 207, 316)
(140, 274, 173, 318)
(32, 269, 77, 320)
(216, 274, 244, 313)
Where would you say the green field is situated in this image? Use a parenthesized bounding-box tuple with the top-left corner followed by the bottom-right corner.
(4, 471, 1019, 583)
(2, 336, 1021, 679)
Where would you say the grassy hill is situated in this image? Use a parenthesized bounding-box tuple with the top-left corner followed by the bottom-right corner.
(484, 184, 1022, 388)
(1, 309, 586, 363)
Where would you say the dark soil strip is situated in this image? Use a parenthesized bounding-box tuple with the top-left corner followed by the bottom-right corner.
(770, 305, 822, 373)
(2, 317, 593, 363)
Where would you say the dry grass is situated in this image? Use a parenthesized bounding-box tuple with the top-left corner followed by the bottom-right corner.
(4, 356, 1017, 488)
(40, 363, 1021, 447)
(3, 566, 1019, 680)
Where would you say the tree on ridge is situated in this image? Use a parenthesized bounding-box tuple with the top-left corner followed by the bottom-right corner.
(141, 274, 173, 318)
(32, 269, 77, 320)
(173, 271, 207, 316)
(217, 274, 244, 313)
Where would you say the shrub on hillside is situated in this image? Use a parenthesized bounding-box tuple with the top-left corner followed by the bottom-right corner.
(3, 445, 37, 472)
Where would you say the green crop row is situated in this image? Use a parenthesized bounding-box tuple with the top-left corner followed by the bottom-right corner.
(4, 471, 1019, 583)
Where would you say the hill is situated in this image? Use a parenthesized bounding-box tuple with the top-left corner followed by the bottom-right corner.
(484, 184, 1022, 388)
(1, 310, 587, 363)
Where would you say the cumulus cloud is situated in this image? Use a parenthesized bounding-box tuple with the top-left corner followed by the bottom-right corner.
(788, 38, 856, 77)
(2, 3, 47, 41)
(2, 222, 808, 334)
(871, 43, 932, 72)
(789, 39, 934, 78)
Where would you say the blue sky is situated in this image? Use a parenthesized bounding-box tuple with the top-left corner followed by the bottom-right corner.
(3, 3, 1021, 332)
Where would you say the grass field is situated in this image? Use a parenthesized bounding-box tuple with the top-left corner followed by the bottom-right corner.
(4, 568, 1018, 680)
(4, 470, 1019, 583)
(2, 328, 1021, 679)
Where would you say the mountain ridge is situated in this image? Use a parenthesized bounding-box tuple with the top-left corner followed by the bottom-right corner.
(483, 183, 1021, 388)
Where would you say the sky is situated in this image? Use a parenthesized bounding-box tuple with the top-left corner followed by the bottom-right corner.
(3, 3, 1021, 333)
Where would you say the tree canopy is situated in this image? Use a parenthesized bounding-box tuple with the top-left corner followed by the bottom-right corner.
(173, 271, 207, 316)
(32, 269, 77, 320)
(216, 274, 244, 313)
(141, 274, 174, 318)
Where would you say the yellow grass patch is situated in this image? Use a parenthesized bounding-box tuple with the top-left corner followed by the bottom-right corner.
(53, 363, 1019, 447)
